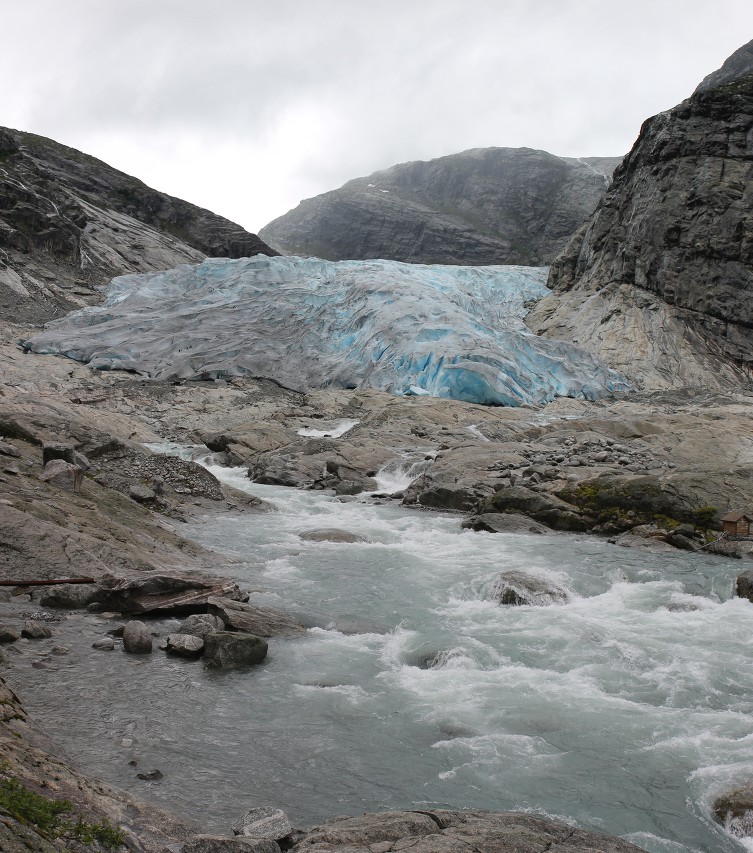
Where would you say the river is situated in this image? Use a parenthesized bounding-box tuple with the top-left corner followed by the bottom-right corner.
(11, 448, 753, 852)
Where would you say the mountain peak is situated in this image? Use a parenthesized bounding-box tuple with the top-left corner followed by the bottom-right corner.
(694, 38, 753, 93)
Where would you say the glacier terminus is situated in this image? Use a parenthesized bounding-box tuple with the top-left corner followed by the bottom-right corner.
(24, 255, 630, 407)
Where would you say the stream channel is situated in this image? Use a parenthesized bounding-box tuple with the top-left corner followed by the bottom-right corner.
(12, 447, 753, 852)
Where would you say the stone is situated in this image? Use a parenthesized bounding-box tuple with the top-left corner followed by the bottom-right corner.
(299, 528, 368, 543)
(92, 636, 115, 651)
(183, 837, 280, 853)
(38, 458, 83, 492)
(0, 625, 20, 643)
(461, 513, 550, 535)
(122, 620, 153, 654)
(137, 768, 164, 780)
(493, 571, 570, 606)
(232, 806, 292, 840)
(39, 583, 99, 609)
(165, 634, 204, 658)
(42, 442, 75, 466)
(129, 483, 157, 502)
(0, 440, 21, 458)
(21, 621, 52, 639)
(207, 597, 304, 638)
(178, 613, 225, 638)
(203, 632, 267, 668)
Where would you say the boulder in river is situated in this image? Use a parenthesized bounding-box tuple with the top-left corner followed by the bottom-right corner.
(713, 785, 753, 840)
(299, 528, 368, 543)
(0, 625, 21, 643)
(165, 634, 204, 658)
(92, 636, 115, 651)
(736, 570, 753, 602)
(493, 571, 570, 606)
(122, 620, 153, 654)
(232, 806, 292, 840)
(203, 632, 268, 668)
(21, 621, 52, 640)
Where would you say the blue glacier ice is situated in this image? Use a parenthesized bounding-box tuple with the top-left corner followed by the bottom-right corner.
(24, 255, 630, 406)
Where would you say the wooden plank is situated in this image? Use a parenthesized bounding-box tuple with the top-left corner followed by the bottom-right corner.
(0, 578, 96, 587)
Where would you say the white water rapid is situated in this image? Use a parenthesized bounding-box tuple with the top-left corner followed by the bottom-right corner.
(13, 447, 753, 852)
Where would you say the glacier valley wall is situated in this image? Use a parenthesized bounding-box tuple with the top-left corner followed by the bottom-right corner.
(24, 256, 630, 406)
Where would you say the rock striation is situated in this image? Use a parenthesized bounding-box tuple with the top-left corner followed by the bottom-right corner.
(529, 40, 753, 390)
(260, 147, 621, 265)
(0, 126, 276, 324)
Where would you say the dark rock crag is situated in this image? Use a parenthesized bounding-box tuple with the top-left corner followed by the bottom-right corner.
(529, 40, 753, 390)
(260, 147, 621, 266)
(0, 126, 277, 323)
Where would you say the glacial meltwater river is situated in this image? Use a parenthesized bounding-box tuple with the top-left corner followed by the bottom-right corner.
(12, 449, 753, 852)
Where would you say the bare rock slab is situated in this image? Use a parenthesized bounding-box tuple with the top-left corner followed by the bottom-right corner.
(184, 837, 280, 853)
(207, 597, 304, 638)
(98, 573, 242, 616)
(462, 512, 551, 535)
(291, 809, 644, 852)
(232, 806, 292, 840)
(203, 632, 267, 668)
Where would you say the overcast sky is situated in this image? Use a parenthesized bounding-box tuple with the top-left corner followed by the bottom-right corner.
(4, 1, 753, 232)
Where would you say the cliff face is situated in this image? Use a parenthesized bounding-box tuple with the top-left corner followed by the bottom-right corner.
(0, 127, 276, 323)
(259, 148, 621, 266)
(529, 40, 753, 390)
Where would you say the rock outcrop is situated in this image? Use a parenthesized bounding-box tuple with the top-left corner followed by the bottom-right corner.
(288, 809, 643, 852)
(260, 148, 621, 265)
(529, 40, 753, 391)
(0, 126, 277, 324)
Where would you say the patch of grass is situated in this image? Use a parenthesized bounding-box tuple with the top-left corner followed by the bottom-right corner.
(0, 776, 125, 849)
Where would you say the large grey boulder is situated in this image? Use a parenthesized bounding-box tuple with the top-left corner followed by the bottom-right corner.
(0, 625, 20, 643)
(122, 620, 153, 654)
(203, 632, 267, 668)
(493, 571, 570, 607)
(482, 485, 588, 532)
(462, 512, 551, 535)
(232, 806, 291, 840)
(291, 809, 643, 852)
(207, 598, 304, 638)
(736, 570, 753, 602)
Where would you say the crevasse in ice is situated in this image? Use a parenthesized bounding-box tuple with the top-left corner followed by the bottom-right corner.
(24, 255, 630, 406)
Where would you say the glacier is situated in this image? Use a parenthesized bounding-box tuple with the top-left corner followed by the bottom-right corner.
(23, 255, 630, 406)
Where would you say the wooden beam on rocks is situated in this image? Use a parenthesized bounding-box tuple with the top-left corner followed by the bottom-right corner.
(0, 578, 96, 587)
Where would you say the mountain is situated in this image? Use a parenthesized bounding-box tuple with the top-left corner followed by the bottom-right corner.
(528, 40, 753, 390)
(0, 126, 276, 324)
(259, 148, 622, 266)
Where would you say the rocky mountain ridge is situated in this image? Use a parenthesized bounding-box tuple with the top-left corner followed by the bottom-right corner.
(0, 126, 276, 324)
(259, 148, 621, 266)
(528, 39, 753, 391)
